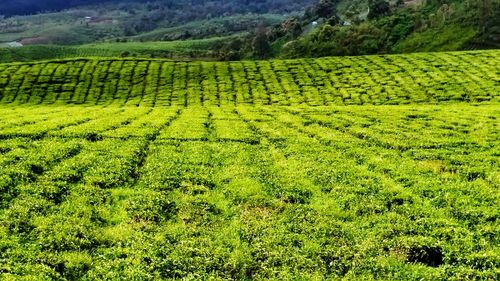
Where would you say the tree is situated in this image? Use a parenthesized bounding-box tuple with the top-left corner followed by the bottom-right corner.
(327, 14, 341, 26)
(252, 26, 272, 59)
(479, 0, 493, 27)
(318, 24, 337, 41)
(282, 17, 303, 38)
(314, 0, 337, 19)
(438, 3, 457, 25)
(368, 0, 391, 20)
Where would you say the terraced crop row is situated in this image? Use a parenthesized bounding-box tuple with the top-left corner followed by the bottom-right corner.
(0, 104, 498, 279)
(0, 50, 498, 106)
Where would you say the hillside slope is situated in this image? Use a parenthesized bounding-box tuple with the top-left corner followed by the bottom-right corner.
(0, 37, 235, 63)
(0, 50, 498, 107)
(259, 0, 500, 58)
(0, 46, 499, 280)
(0, 0, 314, 17)
(1, 0, 498, 62)
(0, 0, 313, 47)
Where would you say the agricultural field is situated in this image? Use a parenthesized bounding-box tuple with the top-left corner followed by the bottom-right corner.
(0, 104, 499, 279)
(0, 37, 236, 63)
(0, 50, 498, 106)
(0, 50, 499, 279)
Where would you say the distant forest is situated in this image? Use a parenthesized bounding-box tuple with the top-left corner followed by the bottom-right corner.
(0, 0, 314, 17)
(1, 0, 104, 16)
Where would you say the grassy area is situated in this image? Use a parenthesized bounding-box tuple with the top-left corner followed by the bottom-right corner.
(79, 37, 237, 54)
(393, 25, 478, 53)
(0, 10, 123, 44)
(0, 50, 498, 106)
(0, 37, 235, 62)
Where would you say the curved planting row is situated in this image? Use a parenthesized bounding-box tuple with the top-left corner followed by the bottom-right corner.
(0, 50, 498, 106)
(0, 104, 499, 279)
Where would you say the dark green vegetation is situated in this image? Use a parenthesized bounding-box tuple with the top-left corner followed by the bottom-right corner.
(266, 0, 500, 57)
(2, 0, 499, 63)
(1, 0, 110, 16)
(0, 50, 498, 106)
(0, 0, 299, 62)
(0, 37, 236, 63)
(0, 0, 314, 17)
(0, 0, 310, 46)
(0, 50, 499, 279)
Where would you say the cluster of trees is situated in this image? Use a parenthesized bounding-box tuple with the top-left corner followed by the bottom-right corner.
(117, 0, 316, 36)
(0, 0, 108, 16)
(1, 0, 316, 48)
(3, 0, 497, 60)
(0, 0, 315, 17)
(216, 0, 499, 60)
(212, 0, 340, 60)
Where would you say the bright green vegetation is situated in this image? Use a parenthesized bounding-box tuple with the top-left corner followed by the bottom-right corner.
(0, 50, 499, 279)
(0, 103, 498, 279)
(392, 24, 478, 54)
(0, 50, 499, 106)
(0, 37, 236, 63)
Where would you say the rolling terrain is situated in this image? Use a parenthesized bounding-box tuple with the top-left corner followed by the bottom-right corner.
(1, 0, 498, 62)
(1, 1, 499, 280)
(0, 50, 498, 106)
(0, 50, 499, 279)
(0, 37, 235, 63)
(0, 0, 311, 47)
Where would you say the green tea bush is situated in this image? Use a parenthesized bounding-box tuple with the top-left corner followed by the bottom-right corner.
(0, 51, 498, 279)
(0, 50, 498, 106)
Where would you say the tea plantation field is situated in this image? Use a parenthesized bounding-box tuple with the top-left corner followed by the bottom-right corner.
(0, 50, 498, 106)
(0, 50, 499, 280)
(0, 37, 234, 63)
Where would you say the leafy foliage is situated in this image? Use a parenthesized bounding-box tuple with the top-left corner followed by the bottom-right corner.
(0, 103, 498, 279)
(0, 49, 498, 279)
(0, 0, 315, 17)
(270, 0, 500, 57)
(367, 0, 390, 20)
(0, 50, 498, 106)
(0, 1, 312, 47)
